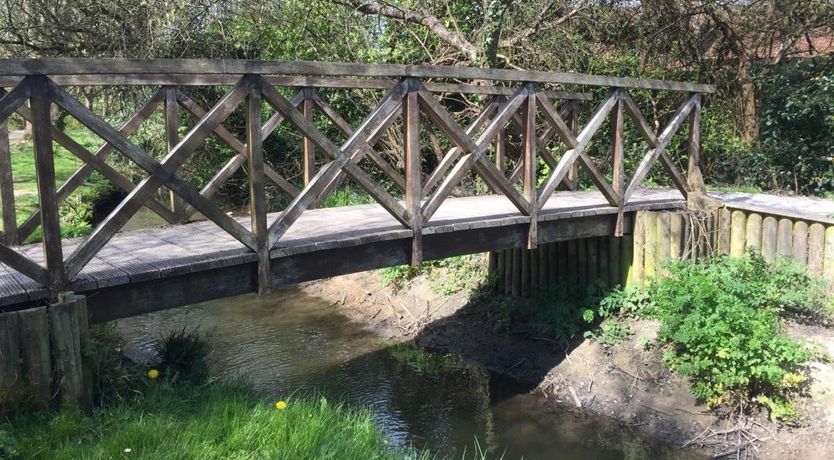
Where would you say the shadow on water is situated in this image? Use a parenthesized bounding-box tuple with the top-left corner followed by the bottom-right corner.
(115, 287, 704, 460)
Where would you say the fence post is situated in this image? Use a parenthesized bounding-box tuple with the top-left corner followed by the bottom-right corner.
(302, 87, 316, 183)
(164, 86, 185, 221)
(404, 80, 422, 266)
(30, 76, 65, 293)
(0, 116, 16, 246)
(687, 93, 706, 194)
(611, 90, 625, 235)
(566, 101, 579, 191)
(523, 84, 538, 249)
(247, 77, 270, 295)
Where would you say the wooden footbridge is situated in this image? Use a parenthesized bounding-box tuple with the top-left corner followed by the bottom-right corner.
(0, 59, 719, 322)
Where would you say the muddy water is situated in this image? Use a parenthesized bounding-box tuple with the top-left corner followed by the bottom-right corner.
(115, 288, 703, 459)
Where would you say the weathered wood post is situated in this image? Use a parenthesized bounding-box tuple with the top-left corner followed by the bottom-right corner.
(30, 75, 66, 295)
(302, 87, 316, 209)
(0, 311, 20, 411)
(247, 76, 270, 295)
(611, 90, 625, 235)
(404, 80, 422, 266)
(522, 84, 538, 250)
(687, 94, 706, 194)
(565, 101, 579, 191)
(164, 86, 186, 221)
(0, 114, 17, 246)
(17, 307, 51, 403)
(0, 295, 91, 412)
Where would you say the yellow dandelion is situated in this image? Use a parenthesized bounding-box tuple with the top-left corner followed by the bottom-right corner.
(147, 369, 160, 379)
(275, 400, 288, 410)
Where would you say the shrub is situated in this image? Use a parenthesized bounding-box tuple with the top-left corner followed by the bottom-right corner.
(649, 252, 816, 417)
(0, 429, 18, 460)
(86, 324, 142, 407)
(153, 328, 210, 385)
(499, 281, 613, 341)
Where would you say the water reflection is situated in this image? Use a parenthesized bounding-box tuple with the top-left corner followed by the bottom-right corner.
(115, 288, 703, 459)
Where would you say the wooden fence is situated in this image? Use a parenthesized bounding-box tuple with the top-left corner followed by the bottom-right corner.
(0, 59, 714, 298)
(493, 204, 834, 295)
(0, 294, 90, 412)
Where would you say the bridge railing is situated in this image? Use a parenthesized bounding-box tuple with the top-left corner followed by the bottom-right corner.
(0, 59, 714, 295)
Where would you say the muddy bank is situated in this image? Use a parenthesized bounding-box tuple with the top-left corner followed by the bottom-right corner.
(301, 258, 834, 459)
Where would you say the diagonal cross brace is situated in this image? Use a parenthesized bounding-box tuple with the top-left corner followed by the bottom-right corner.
(622, 93, 699, 203)
(536, 89, 620, 212)
(47, 77, 257, 280)
(261, 77, 409, 248)
(418, 84, 533, 222)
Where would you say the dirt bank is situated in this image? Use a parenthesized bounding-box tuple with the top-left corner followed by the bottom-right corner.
(301, 258, 834, 459)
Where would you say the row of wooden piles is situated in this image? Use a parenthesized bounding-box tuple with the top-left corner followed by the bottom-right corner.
(0, 294, 91, 414)
(489, 208, 834, 296)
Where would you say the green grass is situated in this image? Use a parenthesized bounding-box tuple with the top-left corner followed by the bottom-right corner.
(379, 255, 489, 297)
(7, 127, 107, 239)
(319, 186, 376, 208)
(1, 380, 423, 460)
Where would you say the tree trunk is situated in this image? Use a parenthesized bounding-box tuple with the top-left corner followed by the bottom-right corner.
(738, 56, 759, 143)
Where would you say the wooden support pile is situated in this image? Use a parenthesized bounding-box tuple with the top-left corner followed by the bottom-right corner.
(489, 235, 633, 296)
(716, 206, 834, 290)
(0, 294, 91, 413)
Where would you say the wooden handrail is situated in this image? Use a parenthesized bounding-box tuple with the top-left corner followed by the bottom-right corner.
(0, 59, 715, 93)
(0, 64, 710, 297)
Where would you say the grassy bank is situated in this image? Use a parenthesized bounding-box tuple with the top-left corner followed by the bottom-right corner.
(1, 380, 418, 460)
(8, 128, 108, 241)
(0, 326, 423, 460)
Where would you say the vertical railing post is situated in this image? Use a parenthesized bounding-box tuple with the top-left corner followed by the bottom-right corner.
(611, 90, 625, 236)
(246, 77, 269, 295)
(0, 115, 17, 246)
(687, 93, 706, 194)
(492, 96, 506, 173)
(30, 76, 65, 293)
(164, 86, 184, 221)
(522, 84, 538, 249)
(404, 80, 422, 266)
(566, 100, 579, 191)
(495, 129, 506, 172)
(302, 87, 317, 203)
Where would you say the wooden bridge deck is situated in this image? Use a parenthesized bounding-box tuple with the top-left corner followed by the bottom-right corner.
(0, 189, 685, 317)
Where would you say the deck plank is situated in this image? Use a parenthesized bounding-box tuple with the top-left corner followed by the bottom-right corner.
(0, 188, 722, 308)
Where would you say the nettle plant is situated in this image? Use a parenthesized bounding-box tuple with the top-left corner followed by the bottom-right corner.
(648, 252, 824, 419)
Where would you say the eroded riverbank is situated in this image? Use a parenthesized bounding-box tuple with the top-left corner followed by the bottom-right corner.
(304, 260, 834, 459)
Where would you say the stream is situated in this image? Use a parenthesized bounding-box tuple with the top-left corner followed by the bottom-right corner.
(114, 287, 704, 459)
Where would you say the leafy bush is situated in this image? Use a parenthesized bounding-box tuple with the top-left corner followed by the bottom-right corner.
(0, 429, 18, 460)
(86, 324, 141, 407)
(153, 328, 210, 385)
(750, 57, 834, 194)
(648, 252, 816, 416)
(498, 281, 613, 341)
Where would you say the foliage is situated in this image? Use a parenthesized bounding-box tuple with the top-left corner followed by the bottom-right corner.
(648, 253, 816, 417)
(319, 186, 376, 208)
(379, 254, 488, 297)
(0, 429, 18, 460)
(86, 324, 141, 407)
(152, 328, 210, 385)
(2, 380, 422, 460)
(496, 281, 612, 341)
(7, 127, 121, 242)
(751, 57, 834, 195)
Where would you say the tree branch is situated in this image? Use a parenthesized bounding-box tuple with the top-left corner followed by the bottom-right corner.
(329, 0, 480, 62)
